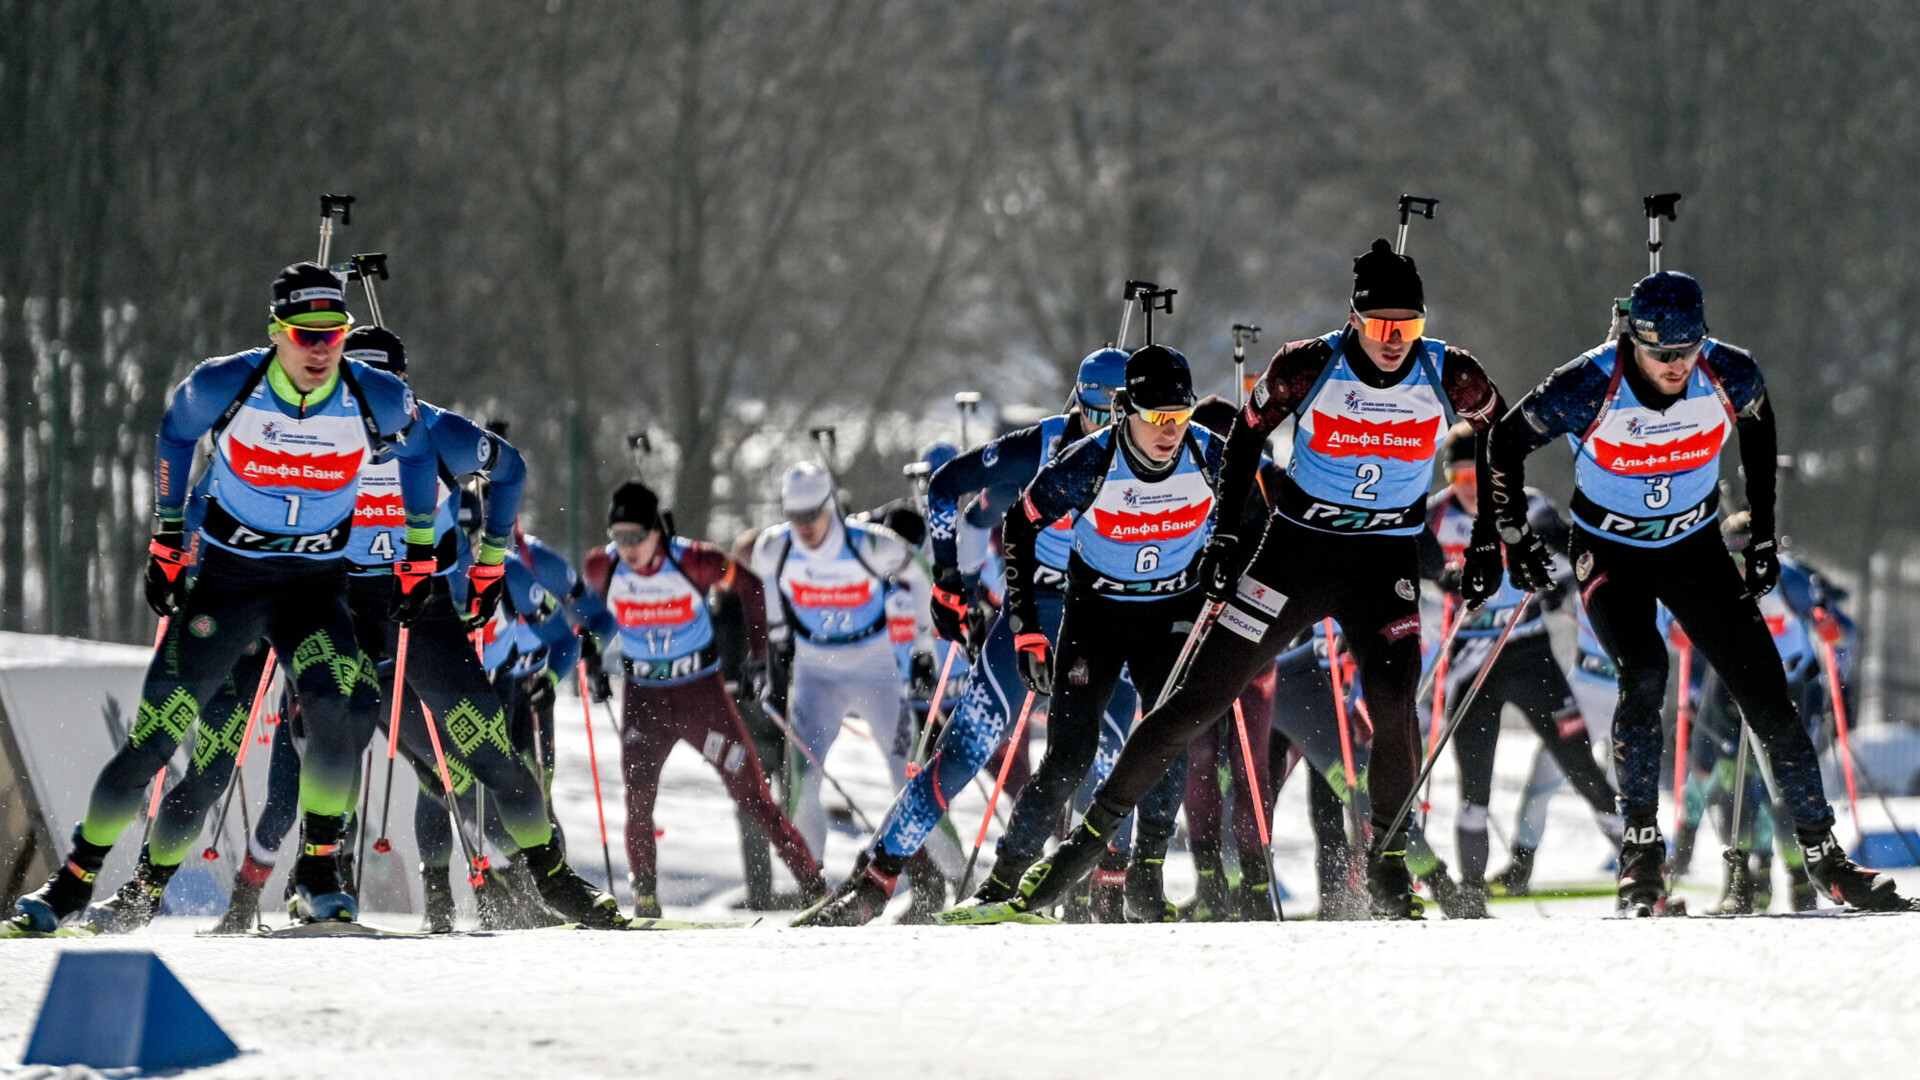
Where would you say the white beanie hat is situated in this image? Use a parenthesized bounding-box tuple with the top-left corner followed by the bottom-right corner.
(781, 461, 835, 515)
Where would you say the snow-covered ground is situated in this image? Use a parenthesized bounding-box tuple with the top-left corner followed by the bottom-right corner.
(4, 686, 1918, 1077)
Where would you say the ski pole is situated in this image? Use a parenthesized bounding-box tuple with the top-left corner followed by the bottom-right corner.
(1830, 733, 1920, 865)
(957, 690, 1037, 896)
(316, 193, 353, 266)
(1812, 612, 1863, 835)
(1230, 697, 1283, 919)
(1230, 324, 1261, 407)
(1672, 632, 1693, 836)
(907, 645, 959, 776)
(372, 626, 412, 854)
(759, 701, 876, 833)
(1394, 195, 1439, 255)
(1324, 619, 1365, 846)
(1723, 719, 1755, 908)
(1429, 594, 1454, 759)
(1371, 593, 1534, 867)
(1415, 598, 1476, 706)
(954, 392, 981, 451)
(418, 701, 489, 887)
(203, 649, 278, 861)
(576, 659, 618, 894)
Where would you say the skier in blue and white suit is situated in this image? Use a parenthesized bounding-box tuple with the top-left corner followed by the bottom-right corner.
(796, 348, 1145, 926)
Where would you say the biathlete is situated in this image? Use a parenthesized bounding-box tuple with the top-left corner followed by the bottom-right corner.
(1485, 269, 1909, 915)
(983, 238, 1509, 920)
(583, 480, 826, 917)
(12, 265, 438, 931)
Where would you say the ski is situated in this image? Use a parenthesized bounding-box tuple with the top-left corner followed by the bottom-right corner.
(1, 923, 99, 940)
(625, 916, 762, 931)
(255, 921, 431, 939)
(1487, 883, 1620, 903)
(933, 901, 1058, 926)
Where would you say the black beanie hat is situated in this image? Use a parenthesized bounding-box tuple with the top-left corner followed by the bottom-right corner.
(608, 480, 661, 530)
(1351, 238, 1424, 314)
(271, 262, 351, 322)
(343, 326, 406, 375)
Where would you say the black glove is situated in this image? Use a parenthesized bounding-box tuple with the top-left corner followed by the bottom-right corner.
(144, 529, 191, 618)
(1197, 533, 1241, 604)
(1009, 610, 1051, 695)
(761, 638, 794, 719)
(467, 560, 507, 624)
(390, 548, 438, 624)
(523, 671, 557, 713)
(577, 632, 613, 704)
(1499, 526, 1554, 594)
(909, 649, 938, 700)
(1745, 537, 1780, 597)
(930, 566, 969, 645)
(1459, 530, 1505, 606)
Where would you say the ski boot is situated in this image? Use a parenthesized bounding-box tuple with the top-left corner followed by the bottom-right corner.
(898, 850, 947, 925)
(794, 851, 899, 927)
(500, 853, 568, 927)
(1490, 844, 1536, 899)
(1707, 848, 1754, 916)
(1617, 823, 1684, 918)
(421, 865, 457, 934)
(1180, 842, 1231, 922)
(291, 814, 358, 923)
(1124, 837, 1176, 923)
(1786, 862, 1818, 912)
(1800, 830, 1910, 912)
(1316, 835, 1367, 921)
(1367, 836, 1423, 920)
(523, 839, 626, 928)
(1014, 818, 1113, 916)
(1061, 887, 1095, 923)
(1239, 856, 1278, 922)
(1090, 849, 1129, 923)
(624, 872, 664, 920)
(1426, 870, 1486, 920)
(88, 847, 180, 934)
(1751, 850, 1775, 913)
(210, 853, 274, 935)
(9, 829, 112, 934)
(968, 867, 1023, 906)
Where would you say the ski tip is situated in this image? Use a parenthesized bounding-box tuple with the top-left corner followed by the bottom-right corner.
(624, 917, 761, 931)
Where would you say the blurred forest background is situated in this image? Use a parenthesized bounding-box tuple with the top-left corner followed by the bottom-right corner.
(6, 0, 1920, 720)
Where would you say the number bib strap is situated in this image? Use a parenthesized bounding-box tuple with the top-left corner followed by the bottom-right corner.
(203, 499, 353, 555)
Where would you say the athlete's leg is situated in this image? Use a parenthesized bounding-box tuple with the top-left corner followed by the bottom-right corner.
(1577, 542, 1666, 823)
(786, 651, 861, 858)
(1658, 538, 1834, 833)
(1446, 654, 1503, 884)
(147, 641, 276, 866)
(617, 680, 679, 903)
(992, 589, 1131, 877)
(683, 673, 821, 887)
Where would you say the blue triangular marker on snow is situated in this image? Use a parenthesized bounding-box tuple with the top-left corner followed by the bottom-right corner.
(21, 950, 238, 1071)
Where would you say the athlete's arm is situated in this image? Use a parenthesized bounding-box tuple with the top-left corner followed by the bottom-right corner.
(720, 555, 771, 664)
(153, 352, 266, 529)
(356, 364, 437, 556)
(431, 410, 526, 565)
(749, 528, 789, 641)
(1487, 355, 1610, 536)
(1003, 433, 1107, 628)
(927, 423, 1045, 569)
(1216, 338, 1337, 536)
(1710, 345, 1778, 542)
